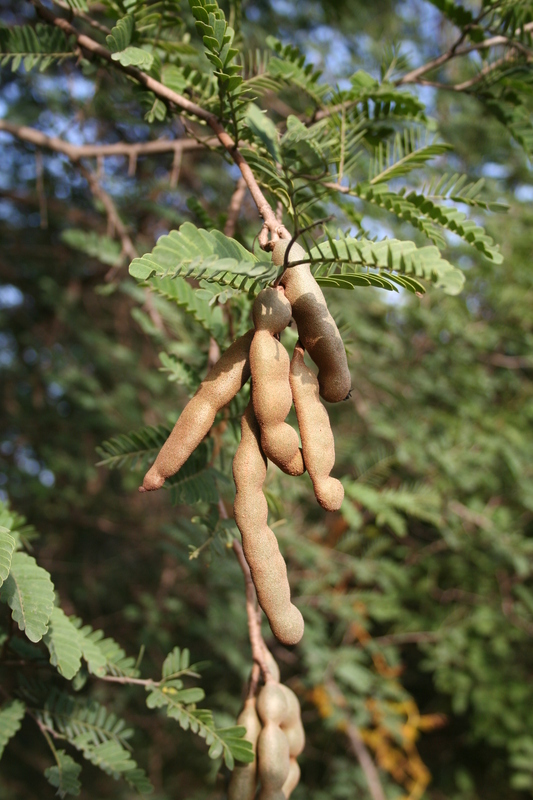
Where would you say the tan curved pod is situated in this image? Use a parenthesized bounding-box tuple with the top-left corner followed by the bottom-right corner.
(273, 240, 351, 403)
(250, 287, 304, 477)
(140, 329, 254, 491)
(290, 343, 344, 511)
(256, 683, 291, 800)
(228, 697, 262, 800)
(233, 403, 304, 646)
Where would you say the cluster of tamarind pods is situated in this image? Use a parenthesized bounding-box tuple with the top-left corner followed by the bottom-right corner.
(228, 652, 305, 800)
(140, 239, 351, 646)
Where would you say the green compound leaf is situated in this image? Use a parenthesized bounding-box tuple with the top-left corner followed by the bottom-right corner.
(129, 223, 275, 295)
(44, 607, 83, 680)
(0, 700, 25, 760)
(44, 750, 82, 798)
(310, 236, 465, 295)
(0, 552, 55, 642)
(0, 527, 15, 588)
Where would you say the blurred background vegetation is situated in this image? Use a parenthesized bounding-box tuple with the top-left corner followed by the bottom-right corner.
(1, 0, 533, 798)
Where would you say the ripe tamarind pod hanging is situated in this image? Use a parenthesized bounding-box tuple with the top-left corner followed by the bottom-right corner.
(256, 683, 292, 799)
(257, 724, 291, 800)
(281, 759, 300, 799)
(256, 683, 289, 727)
(289, 343, 344, 512)
(233, 403, 304, 645)
(272, 240, 351, 404)
(278, 684, 305, 758)
(140, 329, 254, 492)
(228, 697, 262, 800)
(250, 287, 304, 477)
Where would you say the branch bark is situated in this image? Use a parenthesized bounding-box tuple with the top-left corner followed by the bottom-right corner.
(28, 0, 288, 243)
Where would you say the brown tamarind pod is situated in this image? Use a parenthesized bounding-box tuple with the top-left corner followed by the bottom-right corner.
(281, 758, 301, 799)
(228, 697, 262, 800)
(233, 403, 304, 645)
(250, 287, 304, 477)
(289, 343, 344, 511)
(257, 723, 291, 799)
(273, 240, 351, 404)
(140, 329, 254, 491)
(278, 685, 305, 758)
(257, 682, 289, 727)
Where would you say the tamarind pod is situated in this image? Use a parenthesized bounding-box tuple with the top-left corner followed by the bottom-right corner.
(281, 758, 301, 799)
(228, 697, 262, 800)
(264, 648, 281, 683)
(252, 286, 292, 334)
(273, 240, 351, 404)
(140, 329, 254, 491)
(289, 343, 344, 511)
(257, 683, 289, 727)
(278, 685, 305, 758)
(250, 288, 304, 476)
(257, 723, 291, 796)
(233, 403, 304, 646)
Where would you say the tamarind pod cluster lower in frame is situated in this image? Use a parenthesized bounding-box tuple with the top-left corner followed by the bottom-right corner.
(273, 240, 351, 404)
(233, 403, 305, 646)
(250, 288, 304, 477)
(290, 343, 344, 511)
(228, 697, 262, 800)
(255, 680, 305, 799)
(140, 329, 254, 492)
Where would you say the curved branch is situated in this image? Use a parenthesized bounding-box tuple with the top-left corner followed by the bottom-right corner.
(28, 0, 288, 242)
(0, 119, 213, 160)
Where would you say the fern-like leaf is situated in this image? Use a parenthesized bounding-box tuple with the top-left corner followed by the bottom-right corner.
(146, 685, 253, 769)
(0, 700, 25, 760)
(0, 552, 55, 642)
(148, 275, 226, 341)
(44, 750, 82, 798)
(129, 222, 275, 293)
(310, 235, 465, 295)
(44, 607, 83, 680)
(96, 425, 171, 471)
(0, 527, 15, 587)
(0, 23, 75, 72)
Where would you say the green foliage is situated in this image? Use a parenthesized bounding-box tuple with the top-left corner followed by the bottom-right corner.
(145, 682, 253, 769)
(0, 528, 15, 587)
(2, 1, 533, 798)
(61, 229, 123, 268)
(311, 234, 464, 294)
(0, 701, 25, 760)
(0, 23, 74, 72)
(44, 750, 82, 799)
(129, 222, 276, 290)
(188, 0, 243, 96)
(0, 552, 55, 643)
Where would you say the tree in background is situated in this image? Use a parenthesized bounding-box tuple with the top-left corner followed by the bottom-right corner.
(0, 1, 533, 798)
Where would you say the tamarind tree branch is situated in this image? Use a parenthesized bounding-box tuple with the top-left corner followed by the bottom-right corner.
(0, 119, 212, 161)
(223, 177, 247, 238)
(396, 21, 533, 87)
(27, 0, 288, 241)
(345, 722, 388, 800)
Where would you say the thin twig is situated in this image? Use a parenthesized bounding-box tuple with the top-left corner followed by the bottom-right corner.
(325, 679, 387, 800)
(397, 22, 533, 86)
(346, 723, 388, 800)
(0, 119, 209, 161)
(28, 0, 288, 242)
(224, 177, 247, 238)
(35, 149, 48, 229)
(78, 163, 137, 262)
